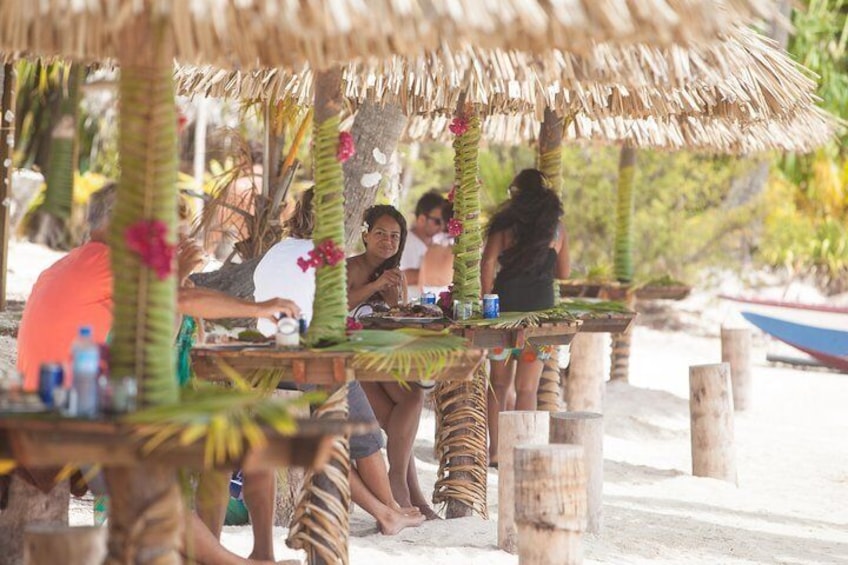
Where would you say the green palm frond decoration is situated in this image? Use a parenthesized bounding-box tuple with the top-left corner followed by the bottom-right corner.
(127, 376, 321, 469)
(452, 106, 482, 311)
(110, 16, 179, 407)
(325, 329, 470, 379)
(307, 68, 347, 347)
(614, 145, 637, 283)
(457, 299, 627, 329)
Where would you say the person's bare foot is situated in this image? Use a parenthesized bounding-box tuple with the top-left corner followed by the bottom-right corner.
(416, 504, 441, 520)
(378, 508, 425, 535)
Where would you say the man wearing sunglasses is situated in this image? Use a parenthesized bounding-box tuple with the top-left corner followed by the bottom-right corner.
(400, 190, 448, 302)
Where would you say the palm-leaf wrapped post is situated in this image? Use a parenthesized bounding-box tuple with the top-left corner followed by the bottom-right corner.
(0, 63, 14, 312)
(104, 7, 183, 563)
(536, 107, 566, 412)
(433, 101, 489, 519)
(286, 66, 353, 565)
(610, 144, 637, 382)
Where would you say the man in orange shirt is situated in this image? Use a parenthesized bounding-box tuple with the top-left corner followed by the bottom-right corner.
(15, 183, 299, 565)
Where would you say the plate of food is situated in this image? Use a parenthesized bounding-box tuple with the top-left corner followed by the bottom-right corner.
(373, 303, 445, 323)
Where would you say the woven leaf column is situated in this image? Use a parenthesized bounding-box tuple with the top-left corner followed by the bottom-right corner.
(286, 66, 351, 565)
(611, 144, 637, 383)
(536, 107, 565, 412)
(104, 8, 182, 564)
(433, 104, 488, 519)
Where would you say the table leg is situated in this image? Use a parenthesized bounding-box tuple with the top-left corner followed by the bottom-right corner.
(103, 464, 183, 564)
(433, 363, 489, 519)
(287, 384, 351, 565)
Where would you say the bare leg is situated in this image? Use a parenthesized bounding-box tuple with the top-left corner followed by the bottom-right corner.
(406, 458, 439, 520)
(242, 469, 276, 561)
(382, 383, 424, 507)
(355, 450, 400, 509)
(186, 513, 277, 565)
(514, 357, 544, 411)
(195, 470, 230, 539)
(350, 467, 425, 535)
(487, 359, 515, 465)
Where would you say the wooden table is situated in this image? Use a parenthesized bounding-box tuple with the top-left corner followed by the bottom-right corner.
(190, 343, 485, 564)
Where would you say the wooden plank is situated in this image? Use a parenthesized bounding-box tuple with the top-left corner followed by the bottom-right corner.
(0, 417, 370, 471)
(577, 315, 634, 334)
(353, 350, 484, 383)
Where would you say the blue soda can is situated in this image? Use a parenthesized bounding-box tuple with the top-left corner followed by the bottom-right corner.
(483, 294, 500, 319)
(38, 363, 64, 408)
(298, 315, 308, 335)
(420, 292, 437, 305)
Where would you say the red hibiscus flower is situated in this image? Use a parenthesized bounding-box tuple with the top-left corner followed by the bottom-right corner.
(125, 220, 176, 280)
(449, 117, 469, 136)
(337, 131, 356, 162)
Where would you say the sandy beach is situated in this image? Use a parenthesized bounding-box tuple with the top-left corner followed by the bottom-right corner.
(7, 240, 846, 564)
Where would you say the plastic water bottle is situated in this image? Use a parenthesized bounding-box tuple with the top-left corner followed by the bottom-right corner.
(72, 326, 100, 418)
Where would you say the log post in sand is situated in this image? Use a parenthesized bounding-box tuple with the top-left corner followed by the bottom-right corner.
(514, 444, 586, 565)
(498, 411, 550, 553)
(565, 333, 606, 412)
(550, 411, 603, 534)
(689, 363, 737, 484)
(720, 327, 752, 411)
(23, 525, 105, 565)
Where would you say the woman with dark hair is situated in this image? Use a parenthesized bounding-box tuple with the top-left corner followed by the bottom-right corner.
(481, 169, 570, 466)
(347, 204, 408, 309)
(347, 206, 437, 519)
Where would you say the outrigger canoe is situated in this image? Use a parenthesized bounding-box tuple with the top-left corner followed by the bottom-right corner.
(740, 312, 848, 373)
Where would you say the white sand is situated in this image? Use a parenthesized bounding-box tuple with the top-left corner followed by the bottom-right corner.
(11, 240, 847, 564)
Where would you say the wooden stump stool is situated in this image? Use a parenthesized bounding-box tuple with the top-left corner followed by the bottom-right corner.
(23, 524, 105, 565)
(514, 444, 586, 565)
(720, 327, 752, 411)
(565, 333, 606, 412)
(689, 363, 737, 484)
(498, 411, 550, 553)
(550, 412, 603, 534)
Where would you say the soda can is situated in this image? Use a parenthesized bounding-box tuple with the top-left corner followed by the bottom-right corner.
(38, 363, 64, 408)
(298, 315, 308, 335)
(420, 292, 437, 305)
(482, 294, 500, 319)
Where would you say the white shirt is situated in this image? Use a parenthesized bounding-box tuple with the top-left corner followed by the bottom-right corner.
(400, 230, 428, 301)
(253, 238, 315, 337)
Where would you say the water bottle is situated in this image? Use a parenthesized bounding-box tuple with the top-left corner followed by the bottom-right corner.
(72, 326, 100, 418)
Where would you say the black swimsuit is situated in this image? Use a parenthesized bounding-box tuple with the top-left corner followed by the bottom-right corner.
(493, 247, 557, 312)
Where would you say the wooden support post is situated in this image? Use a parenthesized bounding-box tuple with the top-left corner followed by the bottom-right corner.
(721, 327, 752, 411)
(0, 63, 16, 312)
(609, 293, 635, 382)
(23, 525, 105, 565)
(537, 356, 562, 412)
(566, 333, 606, 412)
(497, 411, 549, 553)
(689, 363, 737, 484)
(514, 445, 586, 565)
(103, 464, 184, 564)
(550, 412, 603, 534)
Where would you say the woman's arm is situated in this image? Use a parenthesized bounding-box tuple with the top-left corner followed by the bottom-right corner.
(177, 287, 300, 321)
(555, 223, 571, 280)
(481, 230, 504, 295)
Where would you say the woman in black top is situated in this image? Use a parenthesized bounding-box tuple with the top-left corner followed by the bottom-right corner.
(481, 169, 570, 466)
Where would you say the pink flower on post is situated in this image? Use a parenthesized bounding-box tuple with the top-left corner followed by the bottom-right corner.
(297, 240, 345, 271)
(449, 117, 469, 136)
(337, 131, 356, 162)
(125, 220, 176, 280)
(346, 317, 363, 332)
(447, 218, 463, 238)
(447, 185, 456, 203)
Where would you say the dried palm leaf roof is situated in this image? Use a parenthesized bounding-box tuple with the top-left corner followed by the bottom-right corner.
(402, 105, 838, 154)
(0, 0, 778, 69)
(174, 25, 820, 127)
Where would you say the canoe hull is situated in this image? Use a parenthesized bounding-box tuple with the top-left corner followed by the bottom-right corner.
(741, 312, 848, 373)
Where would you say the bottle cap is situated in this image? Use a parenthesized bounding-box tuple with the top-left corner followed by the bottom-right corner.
(79, 325, 93, 338)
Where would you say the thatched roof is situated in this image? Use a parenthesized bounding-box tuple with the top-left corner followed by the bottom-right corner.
(400, 106, 838, 154)
(1, 1, 779, 70)
(174, 24, 828, 140)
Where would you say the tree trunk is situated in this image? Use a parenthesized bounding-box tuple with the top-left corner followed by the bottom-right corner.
(189, 256, 261, 300)
(342, 100, 406, 249)
(550, 412, 604, 534)
(689, 363, 737, 484)
(23, 525, 105, 565)
(0, 476, 69, 565)
(514, 445, 586, 565)
(498, 411, 549, 553)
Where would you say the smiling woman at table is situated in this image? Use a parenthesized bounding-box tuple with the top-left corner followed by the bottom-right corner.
(346, 206, 437, 519)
